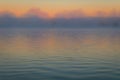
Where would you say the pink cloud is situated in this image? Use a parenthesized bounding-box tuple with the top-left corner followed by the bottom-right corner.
(0, 11, 15, 17)
(95, 11, 106, 17)
(95, 9, 120, 17)
(55, 9, 86, 18)
(24, 8, 49, 18)
(109, 9, 120, 17)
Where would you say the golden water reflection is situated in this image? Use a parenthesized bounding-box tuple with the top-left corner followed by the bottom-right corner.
(0, 29, 120, 59)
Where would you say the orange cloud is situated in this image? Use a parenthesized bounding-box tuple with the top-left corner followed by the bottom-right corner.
(0, 7, 120, 18)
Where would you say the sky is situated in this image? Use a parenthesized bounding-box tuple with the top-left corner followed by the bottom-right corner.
(0, 0, 120, 28)
(0, 0, 120, 18)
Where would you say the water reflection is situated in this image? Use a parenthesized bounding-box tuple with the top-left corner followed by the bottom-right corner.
(0, 28, 120, 80)
(0, 29, 120, 54)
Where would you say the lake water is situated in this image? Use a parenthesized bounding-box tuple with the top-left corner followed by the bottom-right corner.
(0, 28, 120, 80)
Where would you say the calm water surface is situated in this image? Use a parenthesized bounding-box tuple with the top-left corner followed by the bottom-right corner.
(0, 28, 120, 80)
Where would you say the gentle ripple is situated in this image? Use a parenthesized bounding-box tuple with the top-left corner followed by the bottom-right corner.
(0, 28, 120, 80)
